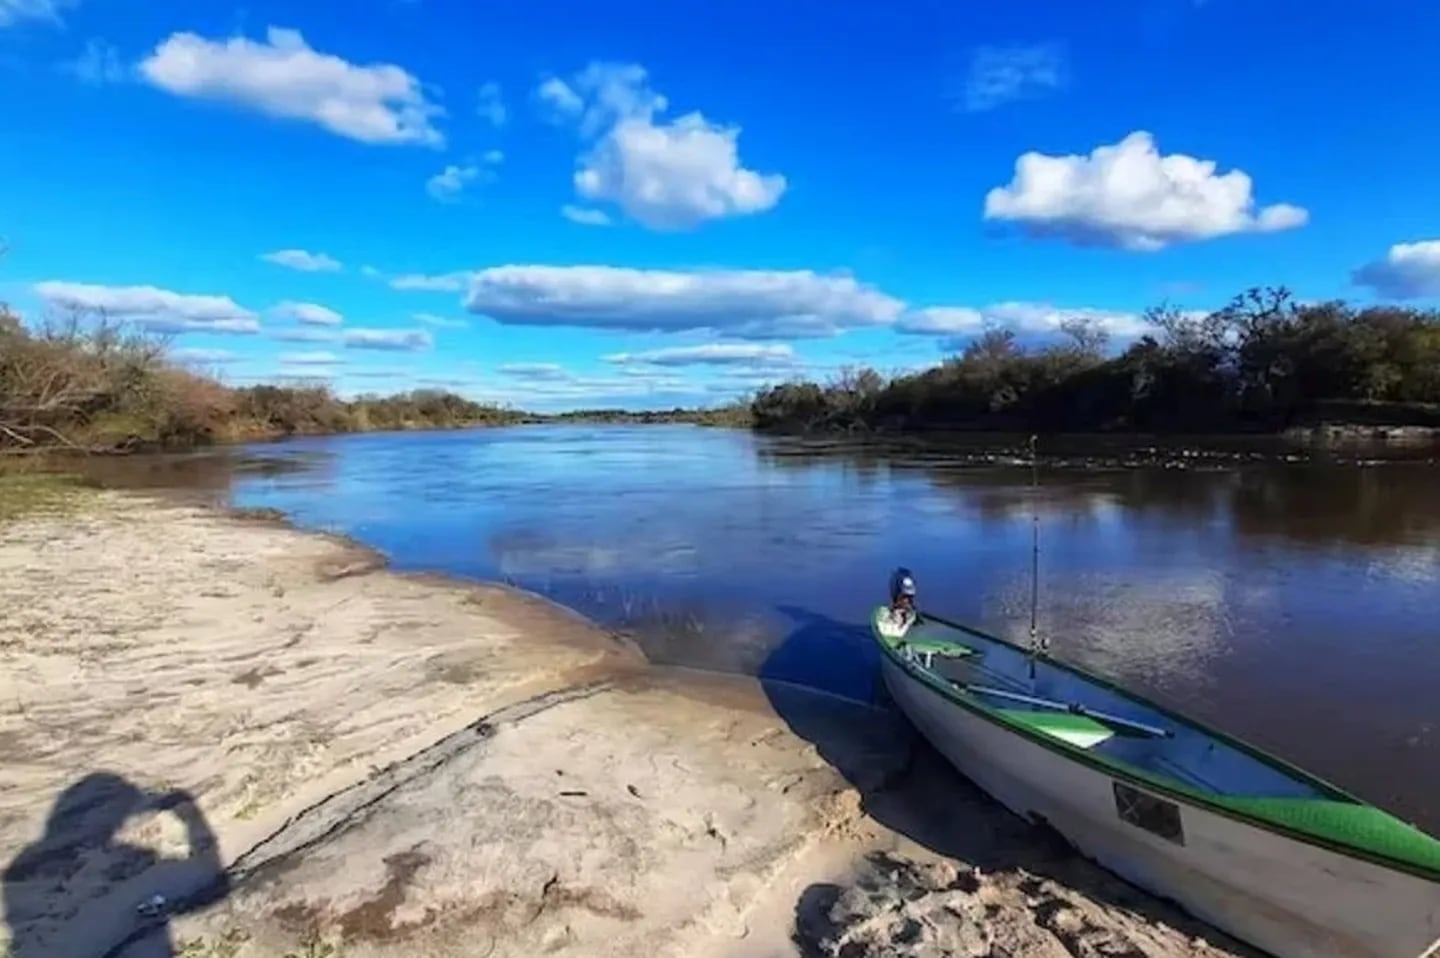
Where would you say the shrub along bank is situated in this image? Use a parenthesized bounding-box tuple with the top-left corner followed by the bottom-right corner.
(751, 289, 1440, 433)
(0, 308, 525, 455)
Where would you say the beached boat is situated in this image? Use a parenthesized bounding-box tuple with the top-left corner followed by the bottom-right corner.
(870, 604, 1440, 958)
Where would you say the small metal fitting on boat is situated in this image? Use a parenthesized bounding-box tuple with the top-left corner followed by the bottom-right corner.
(136, 893, 168, 917)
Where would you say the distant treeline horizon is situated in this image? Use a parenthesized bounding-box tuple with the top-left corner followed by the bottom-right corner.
(747, 288, 1440, 434)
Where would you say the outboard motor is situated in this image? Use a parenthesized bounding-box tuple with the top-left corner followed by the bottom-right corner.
(889, 567, 917, 606)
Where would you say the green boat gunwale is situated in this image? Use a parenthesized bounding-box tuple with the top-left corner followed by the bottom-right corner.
(871, 607, 1440, 883)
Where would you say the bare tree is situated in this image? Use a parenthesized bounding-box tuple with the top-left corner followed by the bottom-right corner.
(0, 300, 169, 454)
(1059, 317, 1111, 357)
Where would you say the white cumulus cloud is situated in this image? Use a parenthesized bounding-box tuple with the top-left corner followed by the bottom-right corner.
(983, 131, 1309, 251)
(389, 271, 470, 292)
(498, 363, 572, 381)
(273, 300, 343, 325)
(412, 312, 469, 329)
(270, 328, 338, 343)
(139, 27, 443, 147)
(427, 151, 501, 201)
(260, 248, 342, 272)
(542, 62, 785, 230)
(983, 302, 1152, 338)
(539, 63, 666, 135)
(465, 265, 902, 339)
(962, 44, 1065, 112)
(278, 350, 342, 365)
(476, 80, 506, 126)
(33, 281, 259, 334)
(536, 76, 585, 119)
(0, 0, 69, 27)
(575, 114, 786, 230)
(896, 307, 985, 335)
(897, 302, 1152, 340)
(561, 204, 612, 226)
(426, 164, 479, 201)
(342, 328, 433, 351)
(603, 344, 796, 367)
(1352, 240, 1440, 299)
(62, 38, 124, 84)
(480, 372, 703, 409)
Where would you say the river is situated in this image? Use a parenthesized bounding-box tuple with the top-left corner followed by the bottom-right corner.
(103, 424, 1440, 833)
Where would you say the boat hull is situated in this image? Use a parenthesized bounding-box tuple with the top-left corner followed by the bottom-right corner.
(882, 657, 1440, 958)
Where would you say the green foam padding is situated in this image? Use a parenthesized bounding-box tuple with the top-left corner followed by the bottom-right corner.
(997, 709, 1115, 748)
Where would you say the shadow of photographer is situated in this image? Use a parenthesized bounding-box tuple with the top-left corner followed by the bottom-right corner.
(4, 772, 229, 958)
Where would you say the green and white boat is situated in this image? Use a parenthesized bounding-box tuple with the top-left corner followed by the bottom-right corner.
(870, 603, 1440, 958)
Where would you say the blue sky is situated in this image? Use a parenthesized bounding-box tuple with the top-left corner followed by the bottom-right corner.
(3, 0, 1439, 410)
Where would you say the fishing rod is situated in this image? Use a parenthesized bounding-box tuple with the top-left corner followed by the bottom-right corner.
(1027, 434, 1048, 676)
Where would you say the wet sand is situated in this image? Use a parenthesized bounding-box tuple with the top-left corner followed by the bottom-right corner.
(0, 490, 1251, 957)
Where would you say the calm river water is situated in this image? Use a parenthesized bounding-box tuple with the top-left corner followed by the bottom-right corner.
(123, 425, 1440, 832)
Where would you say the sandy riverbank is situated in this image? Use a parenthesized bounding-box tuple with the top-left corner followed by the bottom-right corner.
(0, 489, 1251, 957)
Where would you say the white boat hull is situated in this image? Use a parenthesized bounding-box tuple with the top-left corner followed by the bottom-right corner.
(883, 657, 1440, 958)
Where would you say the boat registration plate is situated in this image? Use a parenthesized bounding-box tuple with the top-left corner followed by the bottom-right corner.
(1114, 782, 1186, 846)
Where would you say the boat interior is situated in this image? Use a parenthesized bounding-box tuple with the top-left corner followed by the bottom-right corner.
(882, 611, 1333, 802)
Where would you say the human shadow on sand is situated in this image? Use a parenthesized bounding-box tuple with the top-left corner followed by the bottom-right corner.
(3, 772, 230, 958)
(759, 605, 1261, 957)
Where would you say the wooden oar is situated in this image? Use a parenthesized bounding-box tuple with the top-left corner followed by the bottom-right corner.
(962, 683, 1173, 739)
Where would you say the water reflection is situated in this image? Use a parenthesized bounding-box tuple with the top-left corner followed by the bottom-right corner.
(70, 448, 319, 505)
(1229, 465, 1440, 550)
(490, 530, 702, 579)
(85, 425, 1440, 831)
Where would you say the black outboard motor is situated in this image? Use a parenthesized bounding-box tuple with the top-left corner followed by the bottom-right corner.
(889, 567, 917, 606)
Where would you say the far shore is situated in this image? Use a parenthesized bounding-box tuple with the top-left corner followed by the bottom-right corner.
(0, 486, 1254, 957)
(13, 411, 1440, 470)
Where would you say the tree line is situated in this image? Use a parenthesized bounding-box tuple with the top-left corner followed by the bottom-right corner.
(0, 308, 525, 455)
(751, 289, 1440, 433)
(545, 406, 751, 426)
(8, 288, 1438, 455)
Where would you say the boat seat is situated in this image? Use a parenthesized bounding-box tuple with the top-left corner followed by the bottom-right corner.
(997, 708, 1114, 749)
